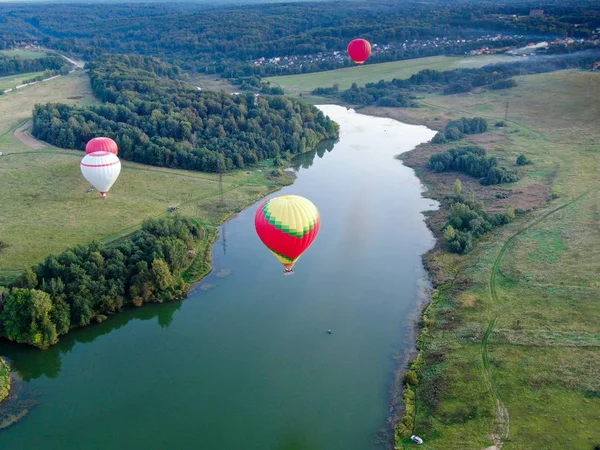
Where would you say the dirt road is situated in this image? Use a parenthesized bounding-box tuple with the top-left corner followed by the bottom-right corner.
(13, 121, 47, 149)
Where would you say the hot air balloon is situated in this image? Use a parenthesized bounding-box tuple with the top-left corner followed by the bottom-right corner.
(80, 151, 121, 199)
(86, 137, 118, 155)
(347, 38, 372, 65)
(255, 195, 320, 275)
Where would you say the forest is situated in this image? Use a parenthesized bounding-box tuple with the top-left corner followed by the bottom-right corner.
(0, 55, 67, 77)
(0, 216, 204, 348)
(0, 0, 598, 77)
(31, 54, 339, 172)
(312, 48, 600, 107)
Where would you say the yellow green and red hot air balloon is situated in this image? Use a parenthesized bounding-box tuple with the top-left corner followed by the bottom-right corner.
(255, 195, 321, 275)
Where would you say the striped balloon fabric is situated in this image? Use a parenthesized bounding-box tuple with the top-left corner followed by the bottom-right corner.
(254, 195, 321, 274)
(85, 137, 119, 155)
(80, 151, 122, 199)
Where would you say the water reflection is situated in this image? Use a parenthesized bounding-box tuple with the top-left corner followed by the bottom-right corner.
(290, 139, 335, 171)
(1, 300, 182, 382)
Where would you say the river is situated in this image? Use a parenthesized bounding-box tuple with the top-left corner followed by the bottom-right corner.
(0, 105, 437, 450)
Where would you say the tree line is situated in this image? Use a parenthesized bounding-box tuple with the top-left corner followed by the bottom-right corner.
(31, 54, 339, 173)
(431, 117, 488, 144)
(0, 55, 67, 77)
(429, 146, 520, 186)
(312, 49, 599, 108)
(0, 216, 204, 349)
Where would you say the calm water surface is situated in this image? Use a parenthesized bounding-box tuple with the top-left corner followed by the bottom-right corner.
(1, 105, 437, 450)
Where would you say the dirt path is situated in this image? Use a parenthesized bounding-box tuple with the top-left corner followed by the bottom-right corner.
(13, 121, 47, 150)
(58, 53, 85, 69)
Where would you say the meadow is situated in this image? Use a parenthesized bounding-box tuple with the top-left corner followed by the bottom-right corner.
(273, 56, 600, 448)
(0, 71, 47, 92)
(0, 49, 47, 59)
(265, 54, 518, 94)
(0, 71, 289, 283)
(395, 70, 600, 449)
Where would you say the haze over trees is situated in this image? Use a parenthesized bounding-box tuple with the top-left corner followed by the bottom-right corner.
(0, 0, 598, 77)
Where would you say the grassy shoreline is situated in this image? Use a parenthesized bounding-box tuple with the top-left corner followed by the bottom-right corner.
(362, 71, 600, 449)
(0, 358, 9, 403)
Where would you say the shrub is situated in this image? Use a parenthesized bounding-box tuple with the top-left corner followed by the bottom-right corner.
(516, 154, 532, 165)
(404, 370, 419, 386)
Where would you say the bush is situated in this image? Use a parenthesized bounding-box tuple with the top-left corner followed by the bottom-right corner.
(311, 84, 339, 96)
(431, 132, 446, 144)
(404, 370, 419, 386)
(489, 78, 517, 90)
(516, 154, 532, 165)
(495, 120, 506, 127)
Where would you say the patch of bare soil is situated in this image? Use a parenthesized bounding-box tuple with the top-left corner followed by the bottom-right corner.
(469, 132, 509, 147)
(13, 121, 47, 150)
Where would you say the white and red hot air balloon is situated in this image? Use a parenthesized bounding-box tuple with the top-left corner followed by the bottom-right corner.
(80, 151, 121, 199)
(85, 137, 118, 155)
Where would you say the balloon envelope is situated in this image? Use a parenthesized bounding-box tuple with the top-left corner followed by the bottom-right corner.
(86, 137, 118, 155)
(80, 151, 121, 198)
(347, 38, 372, 64)
(255, 195, 320, 272)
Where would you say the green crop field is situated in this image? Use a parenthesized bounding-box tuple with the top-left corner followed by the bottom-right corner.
(266, 54, 519, 94)
(0, 71, 288, 283)
(392, 69, 600, 449)
(0, 49, 48, 59)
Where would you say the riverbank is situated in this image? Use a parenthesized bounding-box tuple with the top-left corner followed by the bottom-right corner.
(359, 69, 600, 449)
(0, 358, 9, 403)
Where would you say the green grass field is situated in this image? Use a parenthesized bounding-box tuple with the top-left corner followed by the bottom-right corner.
(390, 70, 600, 449)
(0, 71, 47, 92)
(0, 71, 289, 283)
(0, 49, 48, 59)
(266, 54, 519, 94)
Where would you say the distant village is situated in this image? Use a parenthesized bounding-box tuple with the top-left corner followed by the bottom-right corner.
(250, 9, 600, 73)
(9, 23, 600, 75)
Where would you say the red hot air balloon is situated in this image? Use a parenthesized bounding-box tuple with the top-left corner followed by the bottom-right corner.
(86, 137, 118, 155)
(347, 39, 372, 64)
(255, 195, 321, 275)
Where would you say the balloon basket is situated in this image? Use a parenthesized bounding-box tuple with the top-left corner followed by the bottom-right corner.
(283, 270, 294, 277)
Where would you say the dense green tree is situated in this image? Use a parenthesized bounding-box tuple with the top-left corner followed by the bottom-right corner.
(453, 179, 463, 197)
(0, 289, 58, 349)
